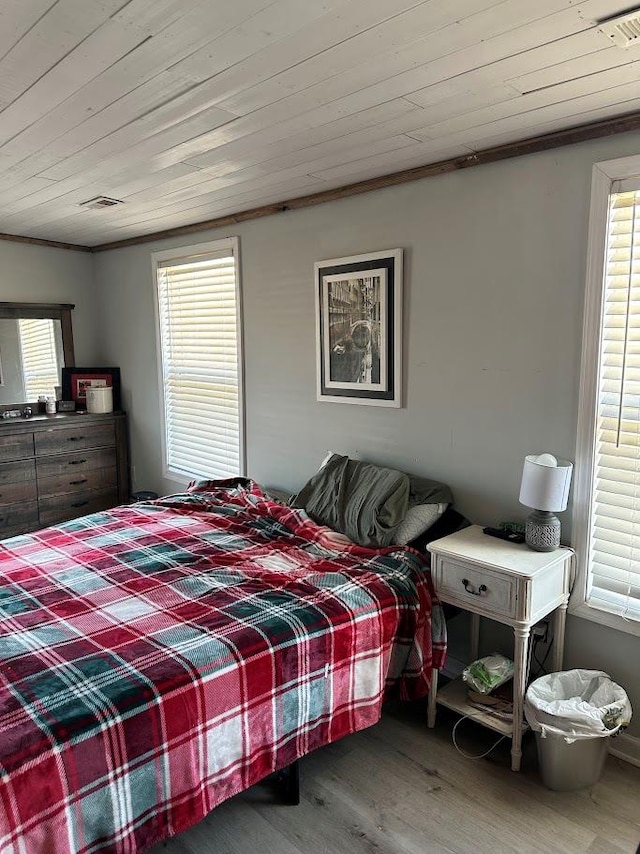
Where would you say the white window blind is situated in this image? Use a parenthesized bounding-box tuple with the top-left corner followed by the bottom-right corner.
(156, 242, 243, 481)
(18, 318, 61, 400)
(589, 183, 640, 621)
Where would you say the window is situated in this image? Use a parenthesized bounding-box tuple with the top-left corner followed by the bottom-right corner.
(153, 238, 244, 482)
(573, 154, 640, 634)
(18, 318, 62, 400)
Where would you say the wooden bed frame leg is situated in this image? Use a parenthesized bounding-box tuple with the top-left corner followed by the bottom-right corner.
(282, 760, 300, 805)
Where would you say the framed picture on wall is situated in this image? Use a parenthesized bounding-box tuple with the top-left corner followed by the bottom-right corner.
(314, 248, 403, 407)
(61, 367, 121, 410)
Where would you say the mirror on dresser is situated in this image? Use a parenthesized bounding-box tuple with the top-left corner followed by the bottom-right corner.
(0, 302, 74, 410)
(0, 303, 130, 538)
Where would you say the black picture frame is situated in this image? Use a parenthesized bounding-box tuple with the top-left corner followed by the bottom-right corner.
(314, 249, 403, 407)
(61, 367, 121, 411)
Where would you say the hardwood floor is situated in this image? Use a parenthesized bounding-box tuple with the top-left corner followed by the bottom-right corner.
(149, 700, 640, 854)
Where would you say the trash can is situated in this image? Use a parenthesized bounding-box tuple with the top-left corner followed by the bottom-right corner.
(525, 669, 632, 791)
(131, 490, 159, 503)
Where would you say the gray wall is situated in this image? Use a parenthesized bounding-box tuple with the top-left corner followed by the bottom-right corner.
(0, 241, 99, 367)
(93, 129, 640, 737)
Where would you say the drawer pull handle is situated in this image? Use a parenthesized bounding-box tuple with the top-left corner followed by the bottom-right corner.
(68, 459, 87, 466)
(461, 578, 487, 596)
(67, 436, 84, 442)
(71, 500, 89, 508)
(69, 478, 88, 485)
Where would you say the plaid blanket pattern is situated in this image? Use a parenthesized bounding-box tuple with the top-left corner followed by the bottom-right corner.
(0, 479, 445, 854)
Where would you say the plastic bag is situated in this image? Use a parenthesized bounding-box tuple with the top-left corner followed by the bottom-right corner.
(525, 669, 632, 743)
(462, 654, 514, 694)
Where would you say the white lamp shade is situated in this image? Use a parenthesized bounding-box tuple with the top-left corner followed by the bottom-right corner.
(519, 454, 573, 512)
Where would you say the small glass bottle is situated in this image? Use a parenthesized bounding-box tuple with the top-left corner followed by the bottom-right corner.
(45, 397, 56, 415)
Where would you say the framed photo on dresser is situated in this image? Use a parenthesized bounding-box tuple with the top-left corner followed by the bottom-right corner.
(61, 366, 121, 410)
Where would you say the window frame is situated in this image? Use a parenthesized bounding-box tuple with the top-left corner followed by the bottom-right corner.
(571, 153, 640, 636)
(151, 237, 245, 485)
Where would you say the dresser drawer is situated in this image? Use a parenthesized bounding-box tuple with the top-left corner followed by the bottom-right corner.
(34, 423, 115, 456)
(38, 466, 117, 500)
(0, 413, 128, 536)
(0, 459, 36, 486)
(0, 501, 39, 535)
(36, 447, 117, 478)
(39, 489, 118, 527)
(0, 481, 37, 506)
(434, 557, 517, 619)
(0, 521, 40, 540)
(0, 433, 34, 462)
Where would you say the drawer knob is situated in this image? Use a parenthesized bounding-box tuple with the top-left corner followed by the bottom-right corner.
(461, 578, 487, 596)
(68, 459, 87, 466)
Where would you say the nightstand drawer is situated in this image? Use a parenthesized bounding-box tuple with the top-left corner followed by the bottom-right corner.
(434, 557, 517, 618)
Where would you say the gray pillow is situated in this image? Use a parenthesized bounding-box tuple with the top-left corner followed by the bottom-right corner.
(394, 503, 448, 545)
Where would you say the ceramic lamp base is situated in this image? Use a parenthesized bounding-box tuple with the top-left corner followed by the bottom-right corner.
(525, 510, 561, 552)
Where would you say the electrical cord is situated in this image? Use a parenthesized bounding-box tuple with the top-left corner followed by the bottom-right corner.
(532, 633, 554, 676)
(451, 715, 509, 760)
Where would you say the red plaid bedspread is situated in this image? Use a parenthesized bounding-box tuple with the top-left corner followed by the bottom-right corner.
(0, 479, 445, 853)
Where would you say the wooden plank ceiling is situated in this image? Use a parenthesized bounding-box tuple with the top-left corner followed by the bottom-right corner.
(0, 0, 639, 248)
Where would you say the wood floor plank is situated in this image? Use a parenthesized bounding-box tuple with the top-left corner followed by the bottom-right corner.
(348, 744, 585, 852)
(587, 839, 630, 854)
(142, 700, 640, 854)
(161, 801, 303, 854)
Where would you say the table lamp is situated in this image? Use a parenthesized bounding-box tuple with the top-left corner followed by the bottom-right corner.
(518, 453, 573, 552)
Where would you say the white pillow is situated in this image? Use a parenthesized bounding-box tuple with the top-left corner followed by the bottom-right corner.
(394, 503, 447, 546)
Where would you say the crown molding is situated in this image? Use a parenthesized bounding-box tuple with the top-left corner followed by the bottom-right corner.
(0, 232, 91, 252)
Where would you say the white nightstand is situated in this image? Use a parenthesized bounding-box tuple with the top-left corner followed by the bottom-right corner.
(426, 525, 573, 772)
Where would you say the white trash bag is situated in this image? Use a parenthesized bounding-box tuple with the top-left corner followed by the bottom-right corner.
(525, 669, 632, 743)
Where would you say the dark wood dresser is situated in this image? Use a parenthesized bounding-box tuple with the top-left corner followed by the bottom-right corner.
(0, 411, 129, 537)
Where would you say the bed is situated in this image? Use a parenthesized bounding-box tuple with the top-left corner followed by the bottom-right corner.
(0, 474, 447, 854)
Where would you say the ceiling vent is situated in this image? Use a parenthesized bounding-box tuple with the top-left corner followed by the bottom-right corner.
(599, 9, 640, 48)
(78, 196, 124, 210)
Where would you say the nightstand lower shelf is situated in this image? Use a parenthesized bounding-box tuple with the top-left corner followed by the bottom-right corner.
(435, 677, 528, 738)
